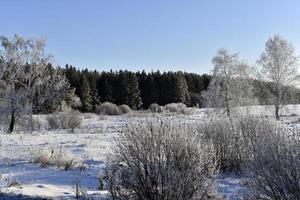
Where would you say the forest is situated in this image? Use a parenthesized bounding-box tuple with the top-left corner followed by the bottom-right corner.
(64, 65, 211, 110)
(62, 65, 300, 113)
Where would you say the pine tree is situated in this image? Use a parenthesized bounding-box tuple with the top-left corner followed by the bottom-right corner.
(125, 72, 142, 109)
(114, 71, 142, 109)
(98, 71, 115, 103)
(174, 72, 190, 104)
(80, 75, 93, 112)
(136, 71, 158, 108)
(83, 69, 100, 109)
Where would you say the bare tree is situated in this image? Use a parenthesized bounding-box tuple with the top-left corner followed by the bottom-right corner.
(256, 35, 300, 120)
(203, 48, 254, 116)
(0, 35, 52, 132)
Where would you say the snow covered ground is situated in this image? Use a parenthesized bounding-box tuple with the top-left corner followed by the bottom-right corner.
(0, 105, 299, 199)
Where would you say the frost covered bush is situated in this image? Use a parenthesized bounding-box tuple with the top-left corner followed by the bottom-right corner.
(148, 103, 164, 113)
(60, 110, 82, 130)
(29, 146, 75, 170)
(95, 102, 122, 116)
(164, 103, 188, 114)
(198, 116, 275, 171)
(46, 111, 82, 131)
(118, 104, 131, 114)
(46, 115, 61, 129)
(103, 119, 217, 200)
(246, 126, 300, 199)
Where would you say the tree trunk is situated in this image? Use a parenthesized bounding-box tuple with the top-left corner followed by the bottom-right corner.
(225, 92, 230, 117)
(226, 106, 230, 117)
(9, 110, 15, 133)
(275, 105, 280, 120)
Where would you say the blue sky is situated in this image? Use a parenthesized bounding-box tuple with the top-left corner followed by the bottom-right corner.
(1, 0, 300, 74)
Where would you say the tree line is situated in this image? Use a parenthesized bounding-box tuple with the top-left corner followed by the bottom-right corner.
(64, 65, 212, 111)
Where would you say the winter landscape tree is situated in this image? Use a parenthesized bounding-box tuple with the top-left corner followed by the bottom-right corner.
(256, 35, 300, 120)
(203, 48, 254, 116)
(114, 70, 142, 109)
(80, 75, 93, 112)
(32, 64, 70, 113)
(0, 35, 70, 132)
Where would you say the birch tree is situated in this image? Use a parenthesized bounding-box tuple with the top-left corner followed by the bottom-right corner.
(203, 48, 254, 116)
(0, 35, 52, 132)
(256, 35, 300, 120)
(32, 64, 71, 113)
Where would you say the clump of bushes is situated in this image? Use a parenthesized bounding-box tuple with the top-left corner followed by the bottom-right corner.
(164, 103, 189, 114)
(148, 103, 164, 113)
(198, 116, 300, 199)
(103, 118, 217, 200)
(246, 125, 300, 199)
(96, 102, 132, 115)
(29, 146, 75, 170)
(198, 116, 274, 171)
(95, 102, 122, 116)
(47, 115, 61, 129)
(118, 104, 131, 114)
(46, 110, 82, 131)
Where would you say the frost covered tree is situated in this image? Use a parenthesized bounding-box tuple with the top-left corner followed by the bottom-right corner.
(32, 64, 71, 113)
(203, 49, 254, 116)
(256, 35, 300, 120)
(0, 35, 66, 132)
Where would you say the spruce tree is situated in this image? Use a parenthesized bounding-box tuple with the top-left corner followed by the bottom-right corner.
(114, 71, 142, 109)
(137, 71, 159, 108)
(98, 71, 115, 103)
(80, 75, 93, 112)
(125, 72, 142, 109)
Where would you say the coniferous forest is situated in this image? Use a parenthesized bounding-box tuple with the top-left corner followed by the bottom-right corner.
(63, 65, 212, 111)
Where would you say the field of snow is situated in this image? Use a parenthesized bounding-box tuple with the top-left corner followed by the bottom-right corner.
(0, 105, 299, 199)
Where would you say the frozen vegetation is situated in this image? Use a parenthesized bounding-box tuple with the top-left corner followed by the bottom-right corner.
(0, 105, 299, 199)
(0, 34, 299, 200)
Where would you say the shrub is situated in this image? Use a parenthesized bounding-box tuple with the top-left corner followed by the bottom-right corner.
(118, 104, 131, 114)
(246, 125, 300, 199)
(46, 115, 61, 129)
(165, 103, 188, 114)
(198, 116, 275, 171)
(95, 102, 122, 116)
(60, 110, 82, 131)
(16, 115, 43, 131)
(103, 119, 217, 200)
(148, 103, 164, 113)
(72, 179, 89, 200)
(47, 111, 82, 131)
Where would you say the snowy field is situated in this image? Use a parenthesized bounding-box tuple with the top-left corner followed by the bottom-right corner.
(0, 105, 300, 199)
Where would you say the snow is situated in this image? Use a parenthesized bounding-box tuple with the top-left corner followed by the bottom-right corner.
(218, 173, 247, 200)
(0, 105, 299, 199)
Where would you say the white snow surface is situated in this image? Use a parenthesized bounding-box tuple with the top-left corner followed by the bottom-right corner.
(0, 105, 299, 199)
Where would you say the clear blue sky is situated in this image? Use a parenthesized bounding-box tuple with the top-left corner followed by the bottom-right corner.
(1, 0, 300, 74)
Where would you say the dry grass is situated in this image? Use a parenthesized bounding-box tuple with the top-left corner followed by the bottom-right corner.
(29, 145, 76, 170)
